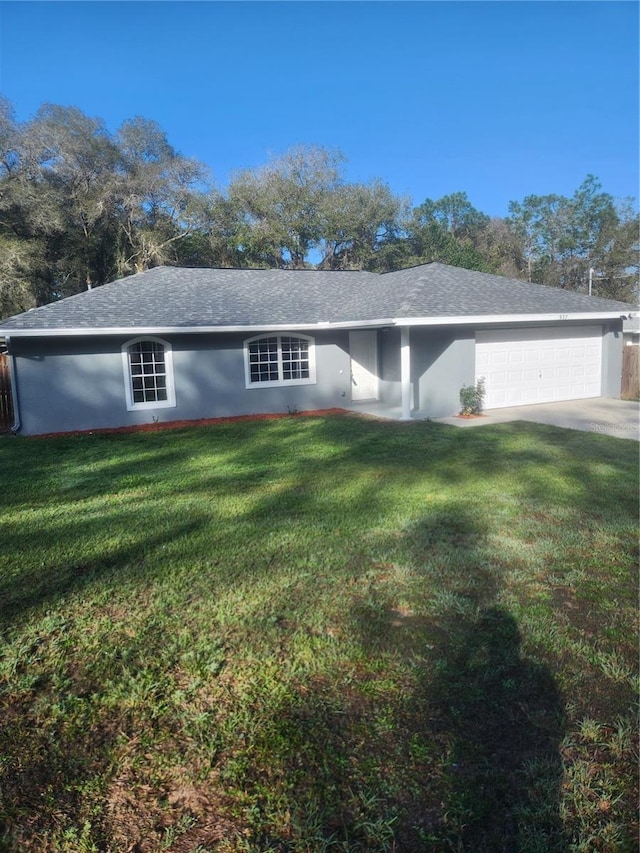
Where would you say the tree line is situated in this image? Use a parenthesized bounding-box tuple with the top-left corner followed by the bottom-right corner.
(0, 98, 637, 319)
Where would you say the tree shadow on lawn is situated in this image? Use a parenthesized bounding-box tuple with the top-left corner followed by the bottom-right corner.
(0, 513, 209, 632)
(0, 432, 193, 509)
(310, 415, 639, 512)
(0, 417, 633, 849)
(430, 606, 566, 852)
(221, 499, 570, 852)
(352, 506, 569, 852)
(0, 689, 120, 850)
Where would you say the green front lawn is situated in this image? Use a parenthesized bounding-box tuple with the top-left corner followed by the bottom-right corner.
(0, 415, 637, 852)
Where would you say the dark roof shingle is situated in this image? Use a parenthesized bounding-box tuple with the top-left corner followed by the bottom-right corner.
(0, 263, 633, 333)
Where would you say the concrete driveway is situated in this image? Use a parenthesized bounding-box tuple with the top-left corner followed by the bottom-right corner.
(435, 397, 640, 441)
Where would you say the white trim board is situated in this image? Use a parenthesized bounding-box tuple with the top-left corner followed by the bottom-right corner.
(1, 312, 630, 339)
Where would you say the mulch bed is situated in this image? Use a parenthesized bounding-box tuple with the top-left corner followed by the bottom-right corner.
(33, 408, 351, 439)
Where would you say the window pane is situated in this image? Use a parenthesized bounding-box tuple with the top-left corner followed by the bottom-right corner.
(128, 340, 169, 404)
(249, 337, 280, 383)
(281, 336, 309, 380)
(247, 335, 311, 385)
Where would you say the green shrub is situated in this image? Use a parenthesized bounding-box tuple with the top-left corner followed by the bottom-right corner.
(459, 377, 486, 415)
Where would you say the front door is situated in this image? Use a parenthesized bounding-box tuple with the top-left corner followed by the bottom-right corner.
(350, 330, 379, 401)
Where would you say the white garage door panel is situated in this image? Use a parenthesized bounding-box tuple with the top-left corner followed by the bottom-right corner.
(476, 326, 602, 409)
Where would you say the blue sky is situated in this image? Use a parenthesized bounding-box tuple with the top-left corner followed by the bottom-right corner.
(0, 1, 637, 217)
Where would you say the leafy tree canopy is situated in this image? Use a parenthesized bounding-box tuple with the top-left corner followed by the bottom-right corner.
(0, 99, 637, 319)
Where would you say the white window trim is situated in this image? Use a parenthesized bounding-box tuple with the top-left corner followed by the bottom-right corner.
(243, 333, 316, 389)
(121, 336, 176, 411)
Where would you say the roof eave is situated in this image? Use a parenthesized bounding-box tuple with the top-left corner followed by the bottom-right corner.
(0, 311, 631, 338)
(393, 311, 632, 326)
(0, 319, 396, 338)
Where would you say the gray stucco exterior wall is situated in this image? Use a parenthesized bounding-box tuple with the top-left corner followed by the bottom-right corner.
(601, 321, 623, 397)
(377, 328, 401, 409)
(411, 327, 476, 418)
(10, 331, 354, 435)
(372, 326, 477, 419)
(8, 318, 625, 436)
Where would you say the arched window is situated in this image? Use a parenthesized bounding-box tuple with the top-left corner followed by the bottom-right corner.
(122, 337, 176, 411)
(244, 334, 316, 388)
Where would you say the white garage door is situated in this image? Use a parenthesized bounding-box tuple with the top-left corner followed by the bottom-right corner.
(476, 326, 602, 409)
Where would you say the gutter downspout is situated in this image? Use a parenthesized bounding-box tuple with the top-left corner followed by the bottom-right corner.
(6, 337, 20, 433)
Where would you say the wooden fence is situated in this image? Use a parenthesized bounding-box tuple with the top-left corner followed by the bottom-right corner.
(0, 354, 14, 432)
(621, 345, 639, 400)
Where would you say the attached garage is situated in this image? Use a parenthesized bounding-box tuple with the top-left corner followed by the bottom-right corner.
(476, 325, 603, 409)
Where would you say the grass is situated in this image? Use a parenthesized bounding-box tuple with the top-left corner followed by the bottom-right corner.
(0, 413, 637, 852)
